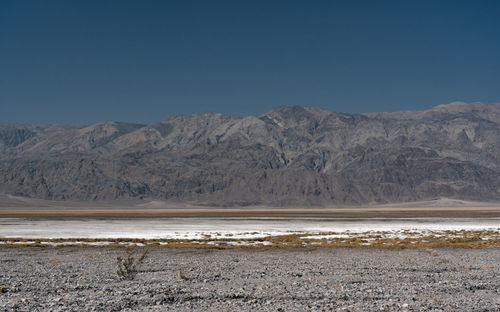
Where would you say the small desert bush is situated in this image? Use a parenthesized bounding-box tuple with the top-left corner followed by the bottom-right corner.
(177, 269, 187, 281)
(116, 248, 148, 280)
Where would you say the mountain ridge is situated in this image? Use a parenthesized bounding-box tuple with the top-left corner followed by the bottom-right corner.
(1, 102, 499, 206)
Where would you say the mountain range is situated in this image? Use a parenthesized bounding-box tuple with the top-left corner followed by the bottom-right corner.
(1, 101, 499, 206)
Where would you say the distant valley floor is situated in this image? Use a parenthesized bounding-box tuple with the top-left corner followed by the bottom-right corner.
(1, 194, 500, 218)
(1, 206, 499, 218)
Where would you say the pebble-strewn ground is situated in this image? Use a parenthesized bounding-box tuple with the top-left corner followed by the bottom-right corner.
(0, 247, 498, 311)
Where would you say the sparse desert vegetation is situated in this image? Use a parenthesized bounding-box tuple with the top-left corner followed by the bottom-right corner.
(0, 229, 498, 248)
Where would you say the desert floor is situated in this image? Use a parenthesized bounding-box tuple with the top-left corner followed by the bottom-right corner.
(0, 247, 498, 311)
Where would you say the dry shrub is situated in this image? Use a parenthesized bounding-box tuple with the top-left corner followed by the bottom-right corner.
(424, 249, 439, 257)
(177, 270, 187, 281)
(51, 259, 60, 266)
(116, 248, 149, 280)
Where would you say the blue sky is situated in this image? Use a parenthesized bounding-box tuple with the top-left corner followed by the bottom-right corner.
(1, 0, 499, 124)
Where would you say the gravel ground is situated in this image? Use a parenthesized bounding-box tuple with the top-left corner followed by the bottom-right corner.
(0, 247, 498, 311)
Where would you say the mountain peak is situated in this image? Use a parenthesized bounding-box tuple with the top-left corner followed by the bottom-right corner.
(431, 101, 486, 113)
(260, 106, 335, 128)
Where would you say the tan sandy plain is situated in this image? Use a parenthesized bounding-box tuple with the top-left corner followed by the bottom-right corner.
(0, 194, 499, 218)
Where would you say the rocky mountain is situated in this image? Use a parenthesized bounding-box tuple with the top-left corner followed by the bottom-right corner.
(1, 102, 499, 206)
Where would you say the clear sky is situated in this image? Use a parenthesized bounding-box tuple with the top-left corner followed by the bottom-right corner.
(1, 0, 499, 124)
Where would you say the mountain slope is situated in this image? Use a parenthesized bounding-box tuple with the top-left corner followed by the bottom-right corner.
(1, 102, 499, 206)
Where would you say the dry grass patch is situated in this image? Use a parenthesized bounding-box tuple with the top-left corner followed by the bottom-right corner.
(0, 229, 498, 248)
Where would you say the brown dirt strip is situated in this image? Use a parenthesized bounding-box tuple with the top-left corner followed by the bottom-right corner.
(0, 207, 499, 218)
